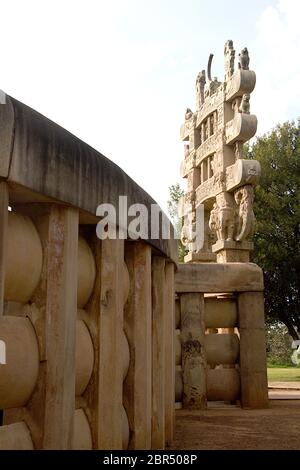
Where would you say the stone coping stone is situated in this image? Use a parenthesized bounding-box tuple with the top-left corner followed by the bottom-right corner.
(0, 95, 178, 263)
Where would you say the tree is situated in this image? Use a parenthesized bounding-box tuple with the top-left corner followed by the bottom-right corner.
(247, 121, 300, 339)
(167, 183, 186, 262)
(266, 323, 294, 366)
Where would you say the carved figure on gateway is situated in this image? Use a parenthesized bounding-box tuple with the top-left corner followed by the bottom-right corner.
(209, 193, 235, 242)
(234, 185, 255, 242)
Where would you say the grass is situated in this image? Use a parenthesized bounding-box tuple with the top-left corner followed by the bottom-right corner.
(268, 367, 300, 382)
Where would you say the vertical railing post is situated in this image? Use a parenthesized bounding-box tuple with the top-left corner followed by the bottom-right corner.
(238, 292, 268, 408)
(164, 262, 175, 446)
(0, 181, 8, 316)
(124, 242, 152, 449)
(97, 238, 124, 449)
(151, 256, 166, 449)
(43, 205, 79, 449)
(180, 293, 207, 409)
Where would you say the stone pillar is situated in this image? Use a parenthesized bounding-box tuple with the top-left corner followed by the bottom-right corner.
(200, 162, 204, 184)
(202, 159, 208, 182)
(207, 156, 212, 179)
(123, 243, 152, 450)
(201, 124, 205, 144)
(151, 256, 166, 449)
(164, 262, 175, 446)
(97, 238, 124, 449)
(180, 293, 206, 409)
(0, 182, 8, 316)
(238, 292, 268, 408)
(43, 206, 79, 449)
(77, 236, 101, 450)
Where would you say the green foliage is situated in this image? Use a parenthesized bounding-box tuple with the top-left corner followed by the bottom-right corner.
(247, 121, 300, 338)
(266, 323, 293, 366)
(267, 367, 300, 382)
(167, 183, 187, 262)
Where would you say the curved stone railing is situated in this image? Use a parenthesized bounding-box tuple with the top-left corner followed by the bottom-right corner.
(0, 95, 177, 450)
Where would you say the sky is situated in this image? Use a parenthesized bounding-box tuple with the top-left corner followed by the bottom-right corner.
(0, 0, 299, 212)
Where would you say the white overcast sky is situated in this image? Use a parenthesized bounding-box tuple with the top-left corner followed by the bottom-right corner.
(1, 0, 299, 212)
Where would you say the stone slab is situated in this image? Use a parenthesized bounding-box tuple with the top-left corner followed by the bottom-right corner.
(176, 263, 264, 293)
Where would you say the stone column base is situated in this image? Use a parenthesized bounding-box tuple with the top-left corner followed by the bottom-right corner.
(184, 252, 216, 264)
(212, 240, 253, 263)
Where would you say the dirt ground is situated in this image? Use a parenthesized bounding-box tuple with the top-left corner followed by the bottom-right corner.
(170, 400, 300, 450)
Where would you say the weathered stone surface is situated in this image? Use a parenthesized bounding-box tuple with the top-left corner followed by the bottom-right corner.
(225, 69, 256, 102)
(0, 422, 34, 450)
(97, 238, 124, 450)
(175, 370, 183, 402)
(121, 330, 130, 381)
(225, 113, 257, 144)
(0, 182, 8, 315)
(123, 243, 152, 450)
(1, 207, 80, 449)
(240, 329, 267, 371)
(77, 237, 96, 308)
(204, 297, 238, 328)
(72, 409, 93, 450)
(180, 293, 206, 409)
(175, 298, 181, 329)
(184, 251, 216, 263)
(123, 261, 130, 306)
(207, 368, 240, 401)
(239, 372, 268, 409)
(5, 212, 43, 303)
(43, 206, 79, 449)
(205, 333, 240, 365)
(122, 406, 130, 450)
(0, 95, 14, 177)
(75, 319, 94, 396)
(238, 292, 268, 409)
(0, 90, 178, 451)
(216, 248, 250, 263)
(175, 330, 182, 366)
(151, 256, 166, 449)
(238, 292, 265, 329)
(176, 263, 264, 293)
(164, 262, 175, 446)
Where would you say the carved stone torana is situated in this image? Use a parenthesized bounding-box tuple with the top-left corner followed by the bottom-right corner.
(180, 40, 261, 263)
